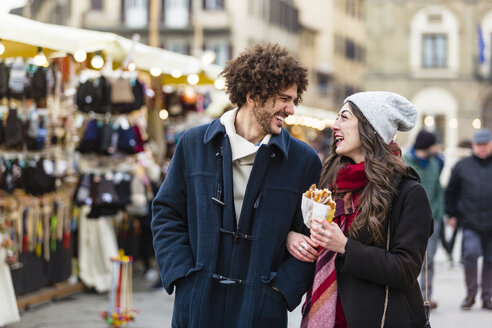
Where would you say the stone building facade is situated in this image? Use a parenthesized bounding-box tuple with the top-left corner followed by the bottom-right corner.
(365, 0, 492, 150)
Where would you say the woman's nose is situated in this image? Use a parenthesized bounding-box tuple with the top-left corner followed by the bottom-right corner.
(332, 119, 340, 130)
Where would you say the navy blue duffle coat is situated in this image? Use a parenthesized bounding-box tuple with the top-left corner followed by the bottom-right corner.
(151, 118, 321, 327)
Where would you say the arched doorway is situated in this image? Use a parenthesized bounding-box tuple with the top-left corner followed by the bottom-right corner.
(411, 87, 458, 148)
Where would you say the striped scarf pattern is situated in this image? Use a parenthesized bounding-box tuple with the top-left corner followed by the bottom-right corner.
(301, 162, 367, 328)
(301, 202, 349, 328)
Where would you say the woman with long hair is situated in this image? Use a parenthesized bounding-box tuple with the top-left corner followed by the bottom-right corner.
(288, 92, 433, 328)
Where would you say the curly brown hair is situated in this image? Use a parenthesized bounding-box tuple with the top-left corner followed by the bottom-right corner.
(220, 43, 308, 108)
(319, 102, 407, 244)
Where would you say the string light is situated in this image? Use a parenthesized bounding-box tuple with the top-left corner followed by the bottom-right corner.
(34, 47, 47, 66)
(159, 109, 169, 120)
(284, 115, 333, 130)
(150, 67, 162, 77)
(91, 51, 104, 69)
(171, 69, 182, 78)
(201, 50, 216, 65)
(424, 116, 435, 127)
(74, 49, 87, 63)
(214, 78, 225, 90)
(472, 118, 481, 129)
(128, 61, 136, 71)
(187, 74, 199, 85)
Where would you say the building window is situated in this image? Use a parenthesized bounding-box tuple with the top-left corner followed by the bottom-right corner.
(422, 34, 447, 68)
(269, 0, 299, 33)
(91, 0, 103, 10)
(124, 0, 148, 28)
(410, 7, 458, 74)
(164, 0, 190, 28)
(165, 41, 190, 55)
(346, 0, 358, 17)
(203, 0, 224, 11)
(316, 72, 331, 97)
(345, 39, 355, 60)
(205, 41, 230, 66)
(164, 42, 190, 55)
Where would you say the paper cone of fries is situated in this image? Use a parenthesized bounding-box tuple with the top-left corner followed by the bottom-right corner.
(301, 184, 336, 228)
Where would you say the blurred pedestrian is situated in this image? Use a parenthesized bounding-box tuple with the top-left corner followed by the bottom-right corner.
(287, 92, 433, 327)
(404, 130, 444, 309)
(151, 44, 321, 327)
(445, 128, 492, 310)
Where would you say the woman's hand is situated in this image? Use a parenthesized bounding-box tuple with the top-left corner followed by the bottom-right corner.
(286, 231, 319, 262)
(310, 217, 348, 254)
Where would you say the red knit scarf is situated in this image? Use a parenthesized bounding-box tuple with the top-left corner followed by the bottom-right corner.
(302, 162, 368, 328)
(336, 161, 368, 192)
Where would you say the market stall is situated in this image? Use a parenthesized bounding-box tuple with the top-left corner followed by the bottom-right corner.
(0, 14, 225, 326)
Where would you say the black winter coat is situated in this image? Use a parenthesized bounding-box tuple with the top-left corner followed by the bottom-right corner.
(335, 169, 433, 328)
(445, 154, 492, 233)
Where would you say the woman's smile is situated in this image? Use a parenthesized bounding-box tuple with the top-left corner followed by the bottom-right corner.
(332, 103, 364, 163)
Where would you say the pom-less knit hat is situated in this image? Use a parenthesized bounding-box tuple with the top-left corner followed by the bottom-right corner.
(414, 130, 437, 150)
(344, 91, 418, 144)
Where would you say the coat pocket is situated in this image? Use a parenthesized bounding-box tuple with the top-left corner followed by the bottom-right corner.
(171, 264, 203, 328)
(253, 281, 288, 328)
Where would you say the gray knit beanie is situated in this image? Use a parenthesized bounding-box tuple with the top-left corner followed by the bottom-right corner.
(344, 91, 418, 144)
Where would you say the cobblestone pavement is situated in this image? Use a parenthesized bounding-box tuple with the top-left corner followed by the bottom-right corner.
(7, 234, 491, 328)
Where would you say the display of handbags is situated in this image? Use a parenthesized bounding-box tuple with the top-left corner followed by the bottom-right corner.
(0, 156, 58, 196)
(0, 106, 64, 152)
(4, 108, 23, 150)
(0, 59, 57, 101)
(76, 76, 145, 114)
(73, 170, 154, 219)
(77, 118, 145, 156)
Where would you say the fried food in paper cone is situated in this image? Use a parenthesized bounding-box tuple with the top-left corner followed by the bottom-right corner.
(301, 184, 336, 227)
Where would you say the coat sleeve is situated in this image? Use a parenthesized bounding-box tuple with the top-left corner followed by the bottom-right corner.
(273, 154, 321, 311)
(445, 163, 462, 219)
(336, 183, 433, 290)
(151, 134, 194, 294)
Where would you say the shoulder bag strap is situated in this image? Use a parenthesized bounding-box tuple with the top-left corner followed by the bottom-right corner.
(424, 250, 431, 327)
(379, 201, 431, 328)
(380, 220, 391, 328)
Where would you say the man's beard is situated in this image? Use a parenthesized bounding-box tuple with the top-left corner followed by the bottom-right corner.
(253, 105, 277, 135)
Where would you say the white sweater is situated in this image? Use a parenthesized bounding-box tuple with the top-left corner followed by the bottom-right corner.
(220, 108, 271, 223)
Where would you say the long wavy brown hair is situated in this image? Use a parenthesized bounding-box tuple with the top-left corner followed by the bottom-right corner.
(318, 102, 407, 243)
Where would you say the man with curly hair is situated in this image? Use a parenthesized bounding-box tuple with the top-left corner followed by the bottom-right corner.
(152, 44, 321, 327)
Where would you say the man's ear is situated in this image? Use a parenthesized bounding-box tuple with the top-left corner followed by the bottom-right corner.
(246, 93, 256, 107)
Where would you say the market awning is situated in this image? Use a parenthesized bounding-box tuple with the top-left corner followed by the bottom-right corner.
(0, 14, 125, 60)
(0, 14, 222, 84)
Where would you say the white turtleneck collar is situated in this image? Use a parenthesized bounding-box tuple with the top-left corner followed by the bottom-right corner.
(220, 108, 271, 162)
